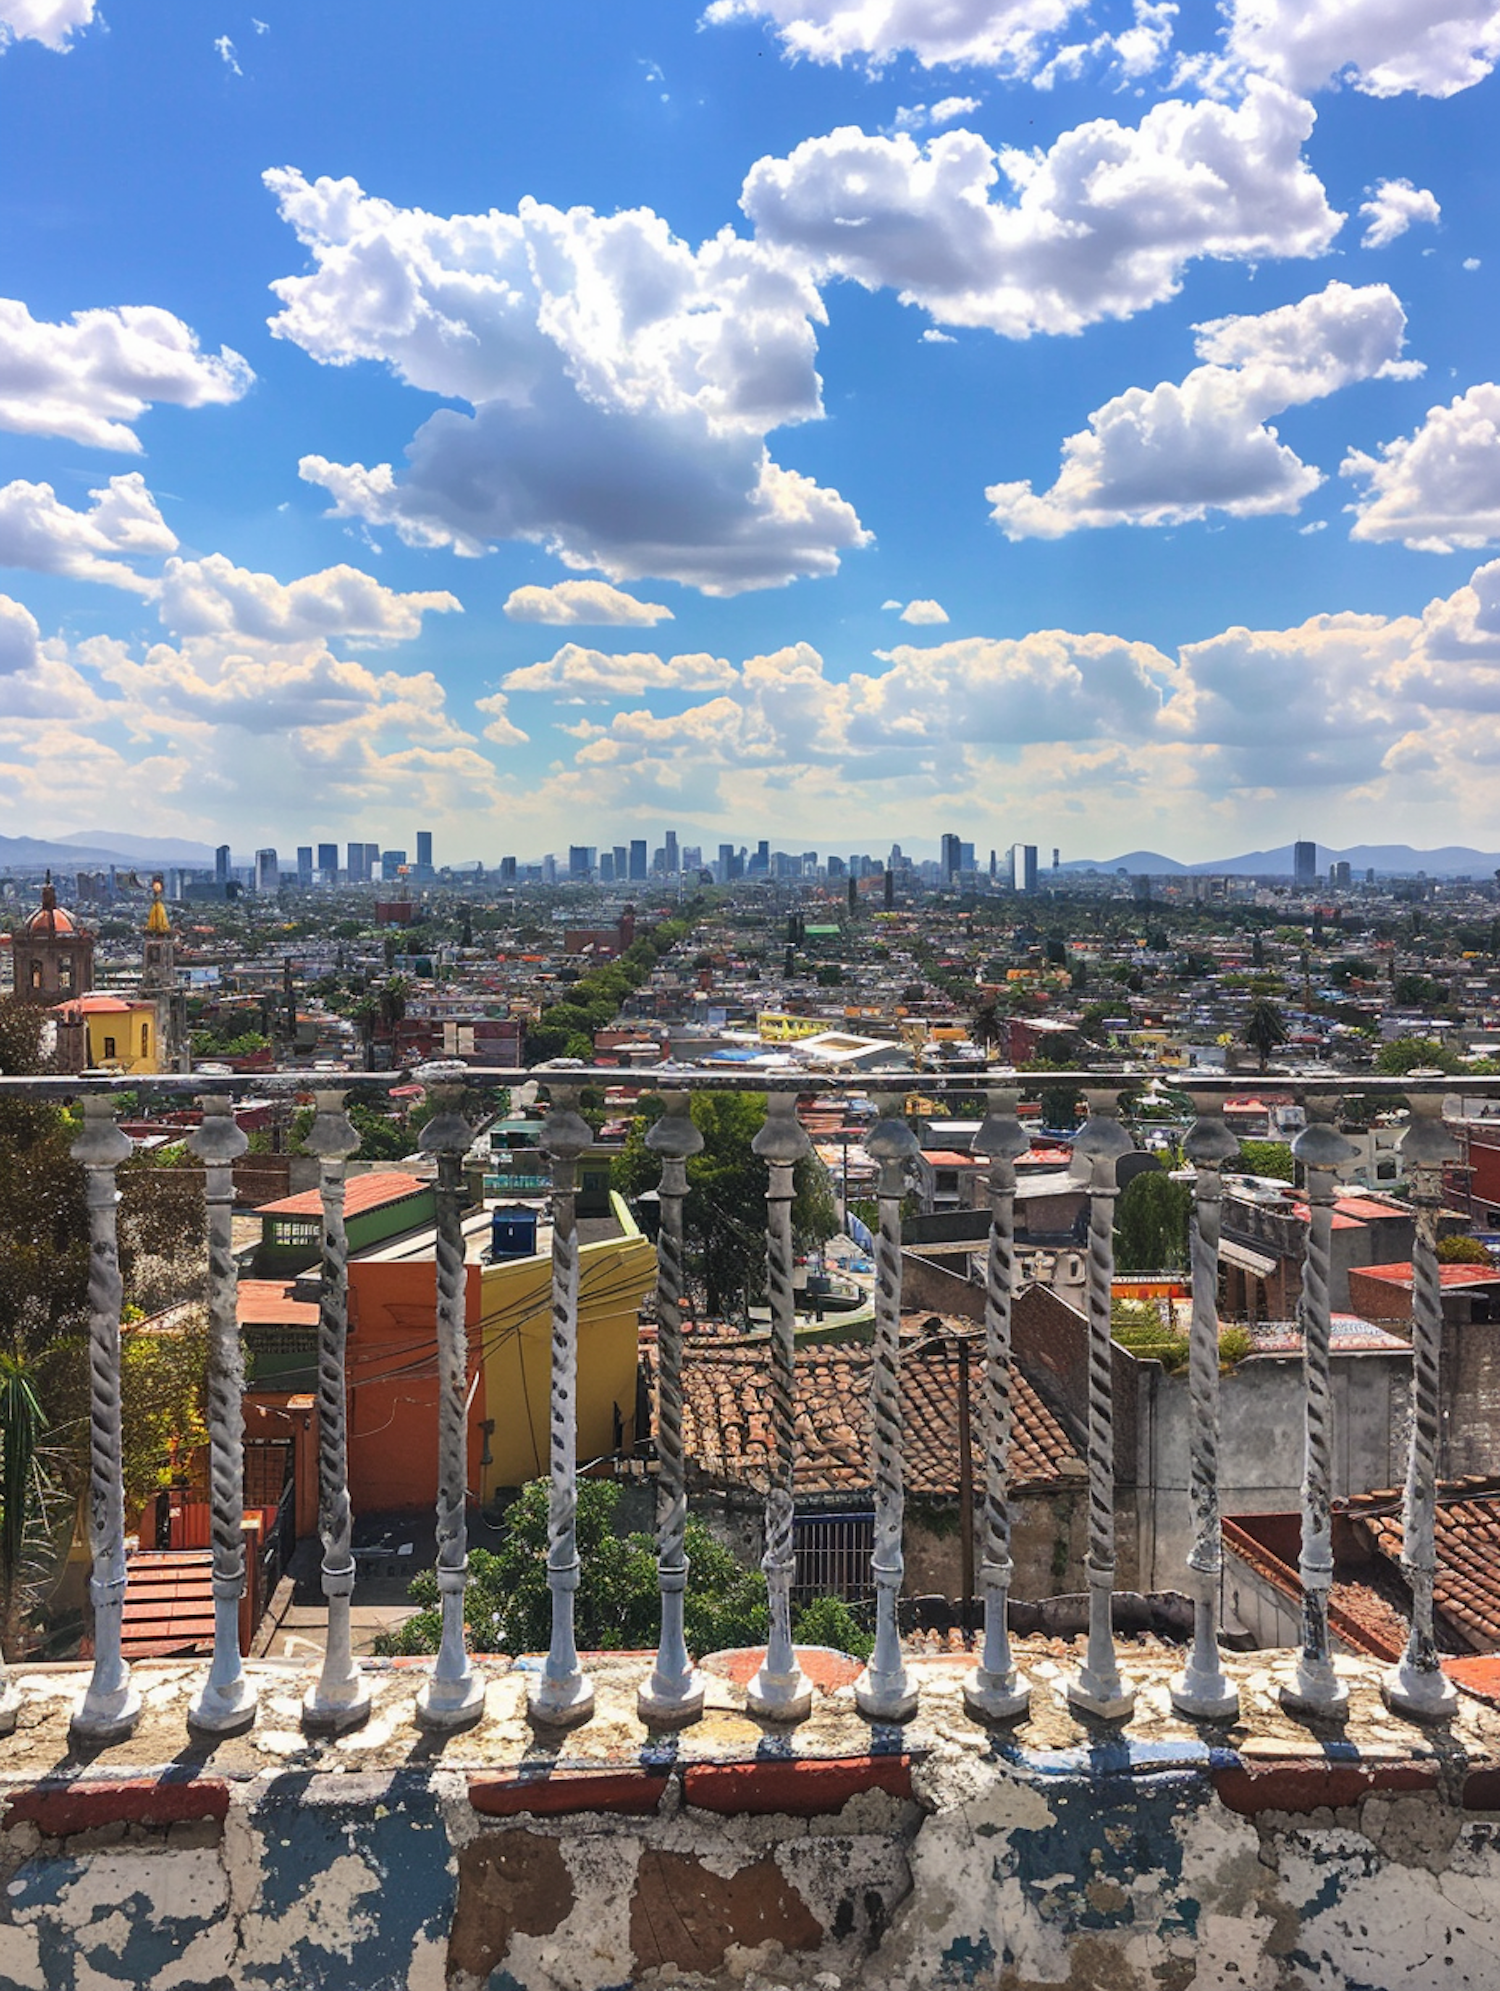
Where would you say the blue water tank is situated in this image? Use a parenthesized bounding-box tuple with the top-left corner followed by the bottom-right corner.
(490, 1204, 539, 1261)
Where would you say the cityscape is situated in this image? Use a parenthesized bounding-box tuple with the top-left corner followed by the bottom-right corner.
(6, 0, 1500, 1981)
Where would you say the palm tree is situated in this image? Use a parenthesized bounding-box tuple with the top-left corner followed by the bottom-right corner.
(1243, 997, 1289, 1073)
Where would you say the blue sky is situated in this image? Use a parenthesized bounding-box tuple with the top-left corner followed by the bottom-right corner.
(2, 0, 1500, 865)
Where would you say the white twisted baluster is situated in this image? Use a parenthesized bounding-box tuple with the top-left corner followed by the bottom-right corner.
(746, 1092, 815, 1723)
(186, 1096, 256, 1736)
(416, 1078, 485, 1729)
(964, 1088, 1032, 1724)
(1170, 1094, 1240, 1722)
(856, 1096, 920, 1724)
(1385, 1096, 1459, 1721)
(70, 1097, 141, 1744)
(302, 1090, 370, 1734)
(640, 1091, 708, 1725)
(530, 1088, 594, 1728)
(1281, 1103, 1357, 1718)
(1065, 1088, 1136, 1722)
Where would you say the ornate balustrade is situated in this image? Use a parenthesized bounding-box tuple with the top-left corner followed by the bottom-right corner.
(0, 1064, 1489, 1741)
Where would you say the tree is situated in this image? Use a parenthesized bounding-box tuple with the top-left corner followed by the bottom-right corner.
(1234, 1139, 1293, 1183)
(1114, 1168, 1191, 1272)
(1437, 1236, 1493, 1266)
(373, 1478, 769, 1658)
(1242, 998, 1288, 1072)
(615, 1093, 840, 1318)
(1374, 1037, 1462, 1076)
(970, 999, 1002, 1052)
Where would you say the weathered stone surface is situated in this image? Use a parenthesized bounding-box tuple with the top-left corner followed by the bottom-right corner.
(1213, 1757, 1439, 1815)
(448, 1831, 575, 1982)
(684, 1754, 914, 1816)
(629, 1847, 823, 1974)
(3, 1776, 230, 1838)
(469, 1768, 668, 1817)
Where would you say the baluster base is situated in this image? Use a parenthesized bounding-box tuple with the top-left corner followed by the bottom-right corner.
(854, 1664, 918, 1725)
(528, 1672, 595, 1730)
(416, 1669, 486, 1731)
(302, 1678, 372, 1735)
(70, 1676, 142, 1746)
(188, 1676, 258, 1737)
(1278, 1664, 1349, 1720)
(962, 1666, 1030, 1724)
(638, 1667, 707, 1728)
(1169, 1668, 1239, 1723)
(745, 1658, 813, 1725)
(1383, 1665, 1458, 1724)
(1065, 1671, 1136, 1723)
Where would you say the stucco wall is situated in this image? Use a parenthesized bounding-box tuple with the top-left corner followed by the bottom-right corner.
(6, 1648, 1500, 1990)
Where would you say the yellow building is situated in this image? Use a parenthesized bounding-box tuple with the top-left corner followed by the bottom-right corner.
(476, 1193, 656, 1497)
(55, 992, 160, 1073)
(756, 1010, 827, 1042)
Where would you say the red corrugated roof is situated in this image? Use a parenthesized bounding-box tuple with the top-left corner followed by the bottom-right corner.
(257, 1171, 428, 1219)
(238, 1279, 319, 1326)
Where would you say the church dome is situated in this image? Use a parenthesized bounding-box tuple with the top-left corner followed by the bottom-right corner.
(25, 880, 80, 938)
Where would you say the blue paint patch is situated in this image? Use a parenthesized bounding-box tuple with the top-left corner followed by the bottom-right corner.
(4, 1860, 225, 1991)
(235, 1770, 456, 1991)
(940, 1931, 996, 1983)
(1002, 1768, 1214, 1931)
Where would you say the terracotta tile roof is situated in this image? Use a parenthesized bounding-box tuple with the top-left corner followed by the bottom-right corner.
(677, 1330, 1080, 1498)
(1356, 1261, 1500, 1289)
(257, 1171, 428, 1219)
(1354, 1479, 1500, 1652)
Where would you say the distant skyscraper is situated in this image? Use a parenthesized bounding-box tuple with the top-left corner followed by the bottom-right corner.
(749, 839, 769, 877)
(629, 839, 648, 881)
(317, 842, 339, 880)
(599, 851, 615, 883)
(1052, 847, 1060, 870)
(363, 843, 380, 882)
(568, 845, 595, 880)
(296, 846, 313, 887)
(1013, 844, 1038, 894)
(613, 845, 628, 880)
(215, 844, 230, 884)
(255, 848, 278, 893)
(381, 849, 407, 880)
(1293, 840, 1317, 887)
(499, 856, 517, 883)
(941, 833, 961, 882)
(959, 841, 975, 873)
(664, 829, 679, 873)
(416, 829, 433, 875)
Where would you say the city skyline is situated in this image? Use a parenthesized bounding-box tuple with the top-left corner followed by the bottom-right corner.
(2, 4, 1500, 860)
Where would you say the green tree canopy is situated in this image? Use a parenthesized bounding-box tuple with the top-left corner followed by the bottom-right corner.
(1114, 1168, 1191, 1272)
(1373, 1037, 1463, 1076)
(1242, 998, 1289, 1072)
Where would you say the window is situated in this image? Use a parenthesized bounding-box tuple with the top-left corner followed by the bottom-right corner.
(141, 1024, 149, 1055)
(102, 1036, 117, 1060)
(29, 962, 41, 989)
(272, 1219, 320, 1248)
(59, 958, 73, 991)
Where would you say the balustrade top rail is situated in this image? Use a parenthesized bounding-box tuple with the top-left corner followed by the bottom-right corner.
(0, 1063, 1495, 1102)
(0, 1065, 1481, 1747)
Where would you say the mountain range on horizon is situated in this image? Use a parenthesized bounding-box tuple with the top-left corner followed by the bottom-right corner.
(0, 832, 1497, 882)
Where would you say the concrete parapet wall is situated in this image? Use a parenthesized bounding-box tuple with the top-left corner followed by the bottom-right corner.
(4, 1649, 1500, 1989)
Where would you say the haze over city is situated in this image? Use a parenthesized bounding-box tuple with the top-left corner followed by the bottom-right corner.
(3, 0, 1500, 857)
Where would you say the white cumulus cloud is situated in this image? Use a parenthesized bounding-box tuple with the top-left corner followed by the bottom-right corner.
(0, 473, 177, 591)
(502, 580, 674, 626)
(741, 81, 1340, 338)
(898, 598, 950, 623)
(265, 168, 869, 595)
(473, 691, 529, 746)
(1217, 0, 1500, 100)
(1359, 178, 1441, 249)
(988, 280, 1420, 537)
(0, 0, 94, 51)
(0, 299, 253, 452)
(155, 554, 461, 646)
(703, 0, 1086, 72)
(1344, 383, 1500, 551)
(0, 593, 39, 673)
(501, 644, 738, 699)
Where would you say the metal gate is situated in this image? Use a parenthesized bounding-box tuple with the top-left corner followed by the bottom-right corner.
(792, 1510, 875, 1603)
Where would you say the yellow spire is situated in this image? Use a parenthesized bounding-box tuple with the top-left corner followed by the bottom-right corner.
(146, 880, 171, 935)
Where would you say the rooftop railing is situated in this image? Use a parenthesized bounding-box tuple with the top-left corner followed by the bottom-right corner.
(1, 1064, 1493, 1744)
